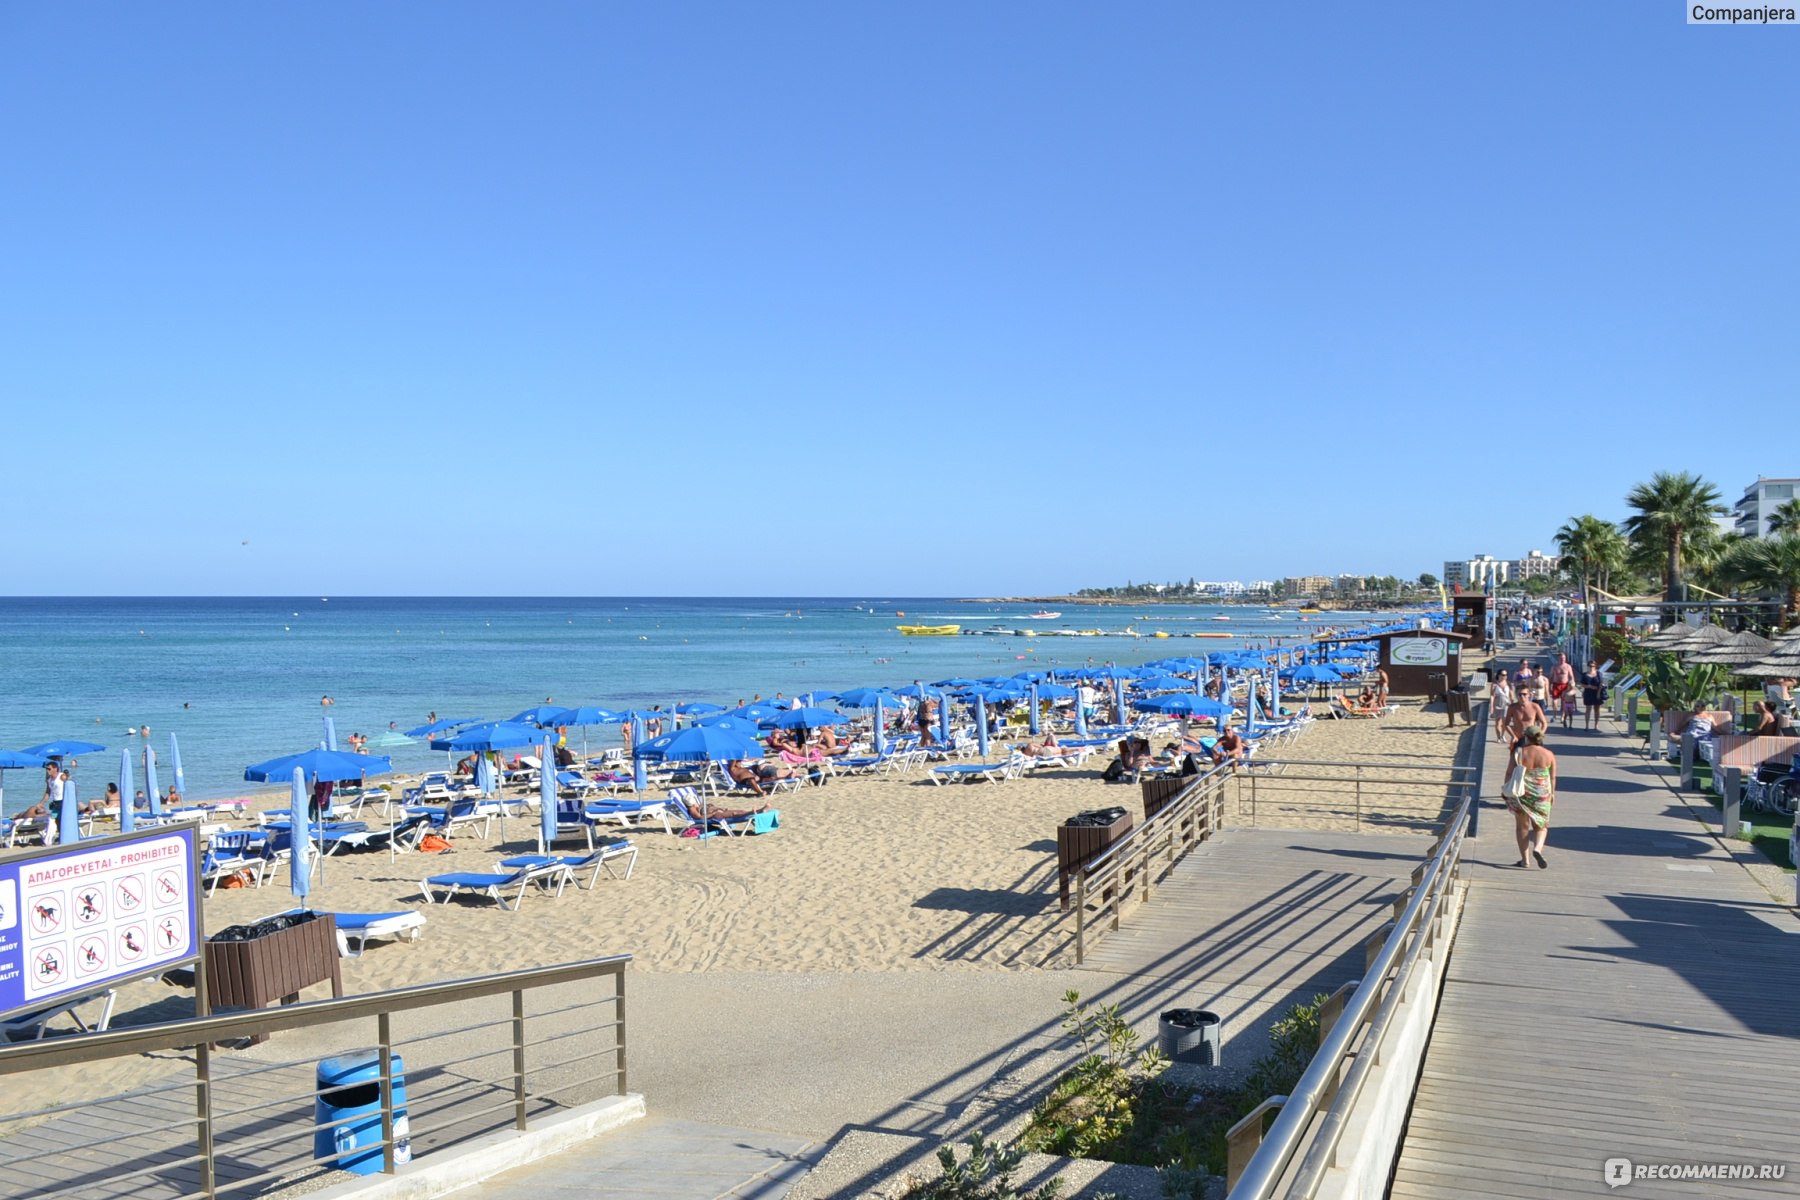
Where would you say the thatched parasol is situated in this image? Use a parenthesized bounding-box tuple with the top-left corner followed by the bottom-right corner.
(1657, 623, 1736, 654)
(1681, 629, 1775, 668)
(1734, 632, 1800, 678)
(1638, 623, 1714, 649)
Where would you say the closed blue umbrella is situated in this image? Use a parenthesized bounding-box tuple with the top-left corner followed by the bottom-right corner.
(169, 733, 187, 800)
(975, 694, 990, 759)
(144, 746, 162, 817)
(938, 693, 951, 744)
(631, 716, 648, 793)
(873, 700, 886, 756)
(1028, 683, 1040, 735)
(323, 715, 338, 752)
(1074, 686, 1088, 737)
(58, 777, 81, 845)
(118, 749, 136, 834)
(289, 767, 312, 903)
(539, 737, 557, 854)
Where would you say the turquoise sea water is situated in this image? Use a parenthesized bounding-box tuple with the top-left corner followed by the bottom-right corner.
(0, 597, 1342, 810)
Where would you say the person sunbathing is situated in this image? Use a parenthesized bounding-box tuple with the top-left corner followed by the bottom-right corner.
(1020, 732, 1070, 759)
(812, 727, 851, 757)
(1118, 737, 1153, 772)
(766, 728, 800, 755)
(1338, 692, 1383, 716)
(727, 758, 795, 796)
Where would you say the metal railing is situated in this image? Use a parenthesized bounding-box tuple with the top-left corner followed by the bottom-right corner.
(1224, 785, 1474, 1198)
(1234, 759, 1478, 832)
(0, 954, 630, 1200)
(1073, 764, 1230, 963)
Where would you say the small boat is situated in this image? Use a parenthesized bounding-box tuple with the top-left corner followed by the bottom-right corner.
(1153, 631, 1171, 639)
(896, 624, 961, 636)
(1026, 610, 1062, 619)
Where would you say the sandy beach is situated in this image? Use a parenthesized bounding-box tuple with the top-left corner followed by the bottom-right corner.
(12, 692, 1478, 1126)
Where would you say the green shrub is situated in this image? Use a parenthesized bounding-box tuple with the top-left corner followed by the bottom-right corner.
(903, 1132, 1062, 1200)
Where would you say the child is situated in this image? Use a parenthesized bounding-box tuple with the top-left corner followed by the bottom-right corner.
(1559, 685, 1578, 729)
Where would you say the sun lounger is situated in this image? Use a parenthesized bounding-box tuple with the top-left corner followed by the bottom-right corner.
(584, 792, 677, 837)
(663, 789, 779, 836)
(1332, 696, 1384, 719)
(2, 987, 116, 1041)
(320, 814, 435, 855)
(498, 839, 637, 888)
(930, 751, 1027, 785)
(273, 908, 426, 957)
(419, 861, 572, 911)
(200, 832, 277, 895)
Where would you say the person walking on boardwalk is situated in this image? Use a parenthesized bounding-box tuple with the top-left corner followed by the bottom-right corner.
(1503, 724, 1557, 869)
(1490, 671, 1514, 737)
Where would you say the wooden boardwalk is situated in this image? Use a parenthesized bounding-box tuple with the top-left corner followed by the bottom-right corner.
(1391, 697, 1800, 1198)
(1076, 826, 1431, 1000)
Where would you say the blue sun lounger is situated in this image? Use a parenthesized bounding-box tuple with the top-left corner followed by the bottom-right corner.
(498, 839, 637, 888)
(419, 861, 571, 911)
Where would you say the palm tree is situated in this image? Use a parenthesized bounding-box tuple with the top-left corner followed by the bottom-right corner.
(1766, 497, 1800, 536)
(1622, 472, 1727, 613)
(1554, 514, 1630, 606)
(1722, 535, 1800, 631)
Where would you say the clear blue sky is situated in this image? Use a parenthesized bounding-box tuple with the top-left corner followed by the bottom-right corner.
(3, 4, 1793, 596)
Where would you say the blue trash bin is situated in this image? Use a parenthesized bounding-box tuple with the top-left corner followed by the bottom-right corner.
(314, 1051, 409, 1175)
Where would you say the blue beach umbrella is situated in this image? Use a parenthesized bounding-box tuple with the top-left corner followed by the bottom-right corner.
(169, 733, 187, 800)
(1136, 694, 1233, 719)
(429, 722, 541, 752)
(118, 749, 135, 834)
(1135, 676, 1193, 693)
(23, 740, 106, 759)
(539, 737, 557, 854)
(933, 678, 979, 689)
(1035, 683, 1077, 699)
(724, 704, 783, 723)
(553, 706, 619, 726)
(59, 777, 81, 846)
(1028, 683, 1040, 735)
(768, 707, 850, 730)
(144, 746, 162, 817)
(891, 683, 943, 699)
(637, 725, 763, 763)
(323, 715, 338, 752)
(289, 767, 312, 903)
(693, 714, 763, 736)
(245, 747, 393, 784)
(975, 694, 990, 759)
(674, 701, 725, 716)
(510, 706, 573, 728)
(1286, 664, 1344, 683)
(404, 717, 479, 738)
(835, 688, 905, 711)
(794, 692, 838, 707)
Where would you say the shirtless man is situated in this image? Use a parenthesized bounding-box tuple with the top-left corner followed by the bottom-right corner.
(1211, 728, 1246, 768)
(1503, 686, 1545, 746)
(1374, 666, 1390, 709)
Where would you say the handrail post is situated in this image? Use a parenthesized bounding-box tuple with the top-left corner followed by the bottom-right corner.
(195, 1040, 216, 1200)
(512, 989, 528, 1130)
(1075, 871, 1087, 963)
(615, 969, 629, 1095)
(1355, 766, 1362, 830)
(378, 1012, 396, 1173)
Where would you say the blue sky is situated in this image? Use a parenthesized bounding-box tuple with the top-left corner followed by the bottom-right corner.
(3, 4, 1793, 595)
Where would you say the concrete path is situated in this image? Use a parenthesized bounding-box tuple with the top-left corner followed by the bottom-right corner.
(467, 1116, 817, 1199)
(1391, 669, 1800, 1198)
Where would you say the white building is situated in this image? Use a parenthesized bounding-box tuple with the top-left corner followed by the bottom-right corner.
(1443, 555, 1509, 589)
(1734, 477, 1800, 538)
(1512, 550, 1560, 580)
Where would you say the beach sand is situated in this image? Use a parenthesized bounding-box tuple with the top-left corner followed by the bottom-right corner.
(12, 695, 1478, 1144)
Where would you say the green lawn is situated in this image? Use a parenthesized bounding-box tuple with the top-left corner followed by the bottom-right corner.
(1691, 761, 1795, 871)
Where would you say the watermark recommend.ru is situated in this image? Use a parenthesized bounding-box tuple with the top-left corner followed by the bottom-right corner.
(1605, 1158, 1787, 1188)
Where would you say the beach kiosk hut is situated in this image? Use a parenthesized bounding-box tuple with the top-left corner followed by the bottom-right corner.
(1366, 628, 1475, 698)
(1450, 595, 1488, 647)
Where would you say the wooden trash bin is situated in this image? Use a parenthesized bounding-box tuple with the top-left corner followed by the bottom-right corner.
(1057, 809, 1133, 911)
(206, 912, 342, 1044)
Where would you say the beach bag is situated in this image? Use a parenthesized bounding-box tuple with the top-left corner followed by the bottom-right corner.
(1503, 752, 1525, 800)
(1101, 757, 1127, 783)
(419, 834, 452, 852)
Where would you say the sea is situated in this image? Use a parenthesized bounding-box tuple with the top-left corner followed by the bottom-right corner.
(0, 597, 1355, 812)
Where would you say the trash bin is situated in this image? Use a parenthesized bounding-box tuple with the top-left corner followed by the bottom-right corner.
(1057, 807, 1133, 910)
(1159, 1009, 1222, 1066)
(315, 1050, 409, 1175)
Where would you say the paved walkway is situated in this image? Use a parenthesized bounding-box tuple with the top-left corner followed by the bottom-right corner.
(1391, 671, 1800, 1198)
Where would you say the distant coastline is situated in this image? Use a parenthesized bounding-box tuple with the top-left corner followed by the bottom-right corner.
(959, 596, 1426, 610)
